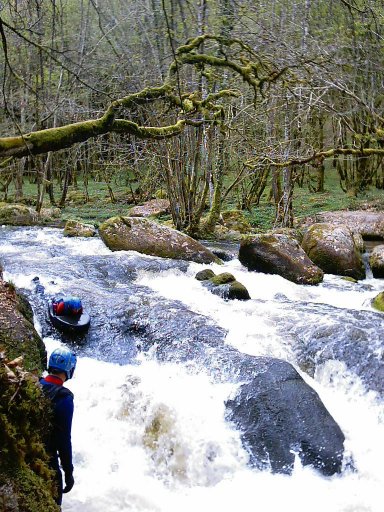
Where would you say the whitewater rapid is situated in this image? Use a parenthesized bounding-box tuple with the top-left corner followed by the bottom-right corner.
(1, 226, 383, 511)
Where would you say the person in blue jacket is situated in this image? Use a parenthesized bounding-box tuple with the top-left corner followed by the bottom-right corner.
(40, 347, 77, 507)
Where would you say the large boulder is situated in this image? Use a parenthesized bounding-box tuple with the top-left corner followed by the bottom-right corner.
(301, 223, 366, 280)
(128, 199, 170, 218)
(225, 358, 345, 475)
(0, 203, 37, 226)
(369, 245, 384, 278)
(99, 216, 219, 263)
(299, 210, 384, 240)
(239, 233, 324, 285)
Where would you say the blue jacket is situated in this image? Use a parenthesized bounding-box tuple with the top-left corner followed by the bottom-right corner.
(39, 375, 74, 475)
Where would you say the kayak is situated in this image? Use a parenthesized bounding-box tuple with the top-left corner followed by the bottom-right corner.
(48, 302, 90, 334)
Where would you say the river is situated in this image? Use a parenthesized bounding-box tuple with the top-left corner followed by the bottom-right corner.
(0, 226, 383, 512)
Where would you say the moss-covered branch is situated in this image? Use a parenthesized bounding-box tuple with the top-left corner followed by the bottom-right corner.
(246, 147, 384, 169)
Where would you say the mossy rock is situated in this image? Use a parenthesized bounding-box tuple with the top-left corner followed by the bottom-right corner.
(220, 210, 252, 234)
(63, 219, 96, 237)
(99, 216, 219, 264)
(372, 292, 384, 312)
(0, 204, 37, 226)
(66, 190, 87, 205)
(195, 269, 216, 281)
(301, 223, 365, 280)
(210, 272, 236, 285)
(240, 233, 324, 285)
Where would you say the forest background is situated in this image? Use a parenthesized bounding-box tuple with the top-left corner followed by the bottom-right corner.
(0, 0, 383, 238)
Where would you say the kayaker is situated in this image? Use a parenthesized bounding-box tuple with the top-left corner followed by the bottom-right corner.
(52, 296, 83, 316)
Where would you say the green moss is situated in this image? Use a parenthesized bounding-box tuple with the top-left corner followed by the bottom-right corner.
(0, 359, 58, 511)
(210, 272, 236, 285)
(372, 292, 384, 312)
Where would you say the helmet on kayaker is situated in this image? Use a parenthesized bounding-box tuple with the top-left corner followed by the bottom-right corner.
(52, 296, 83, 316)
(48, 347, 77, 381)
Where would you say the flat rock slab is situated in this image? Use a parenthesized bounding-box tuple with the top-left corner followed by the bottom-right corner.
(299, 211, 384, 240)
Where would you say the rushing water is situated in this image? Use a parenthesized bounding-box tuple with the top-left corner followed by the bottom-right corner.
(1, 226, 384, 512)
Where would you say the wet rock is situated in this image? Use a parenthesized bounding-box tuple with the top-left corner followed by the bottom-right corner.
(369, 245, 384, 278)
(301, 223, 365, 280)
(225, 358, 345, 475)
(195, 269, 216, 281)
(99, 216, 219, 264)
(195, 271, 251, 301)
(239, 233, 324, 285)
(64, 219, 96, 237)
(372, 291, 384, 312)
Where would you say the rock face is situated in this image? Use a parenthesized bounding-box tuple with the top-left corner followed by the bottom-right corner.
(0, 203, 37, 226)
(64, 219, 96, 237)
(128, 199, 170, 218)
(0, 273, 57, 511)
(299, 210, 384, 240)
(369, 245, 384, 278)
(301, 223, 366, 280)
(239, 233, 324, 285)
(225, 358, 345, 475)
(99, 216, 219, 263)
(195, 270, 251, 300)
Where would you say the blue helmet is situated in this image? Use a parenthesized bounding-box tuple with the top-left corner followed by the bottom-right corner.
(48, 347, 77, 380)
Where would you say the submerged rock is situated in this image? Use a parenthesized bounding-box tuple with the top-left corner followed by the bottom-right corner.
(99, 216, 219, 264)
(239, 233, 324, 285)
(126, 292, 345, 476)
(301, 223, 365, 280)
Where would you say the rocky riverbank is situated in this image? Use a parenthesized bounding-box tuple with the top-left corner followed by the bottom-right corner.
(0, 270, 58, 512)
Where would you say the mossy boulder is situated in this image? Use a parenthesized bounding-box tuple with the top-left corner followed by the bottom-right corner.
(239, 233, 324, 285)
(195, 269, 216, 281)
(301, 223, 366, 280)
(99, 216, 219, 264)
(0, 278, 46, 372)
(372, 291, 384, 312)
(66, 190, 87, 205)
(195, 270, 251, 300)
(0, 204, 37, 226)
(63, 219, 96, 238)
(369, 245, 384, 278)
(128, 199, 170, 218)
(220, 210, 252, 234)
